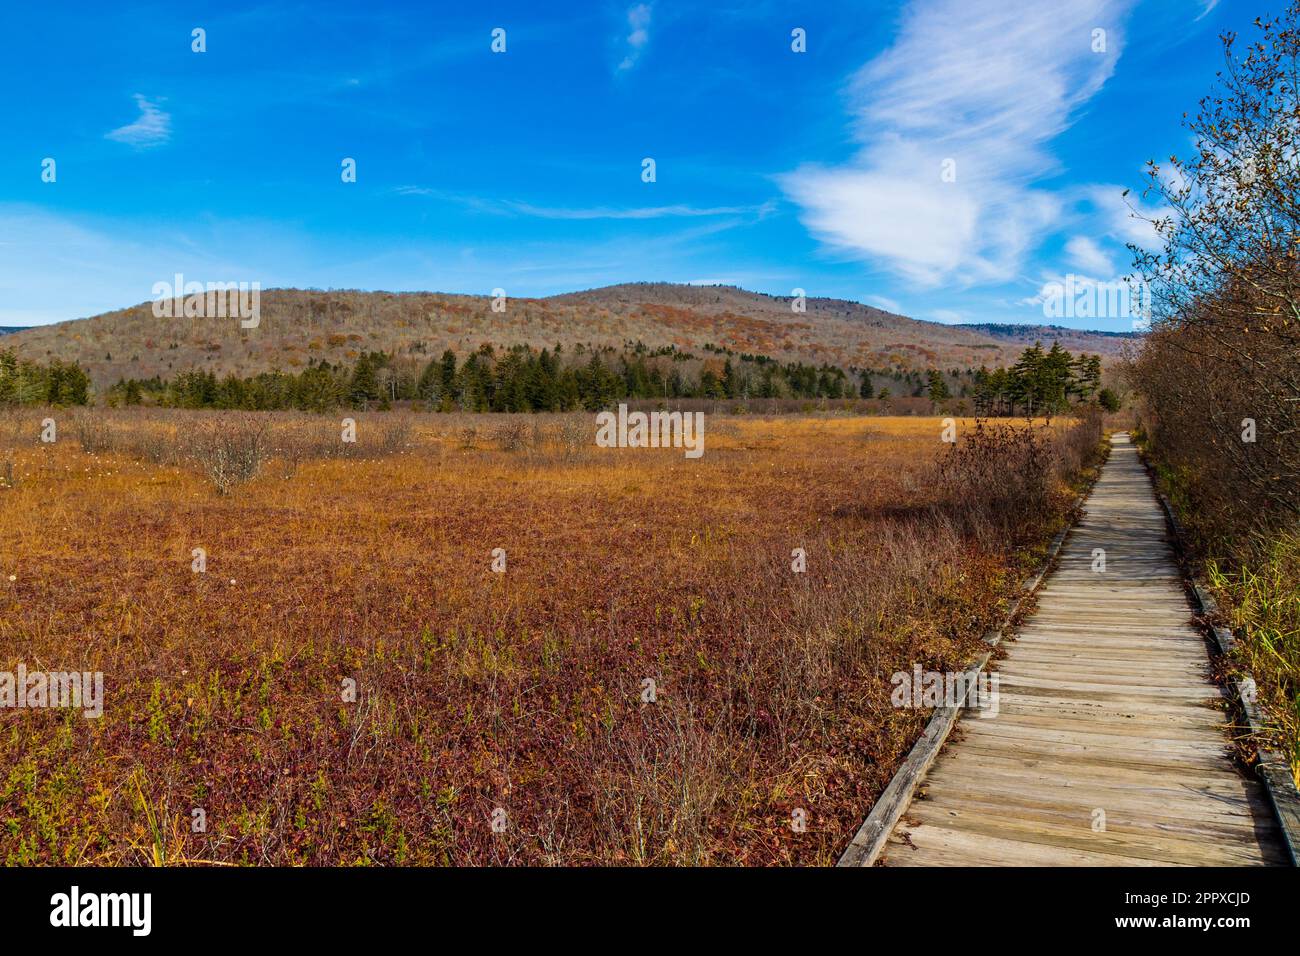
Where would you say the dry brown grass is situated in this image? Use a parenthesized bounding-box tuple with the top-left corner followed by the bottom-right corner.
(0, 410, 1098, 865)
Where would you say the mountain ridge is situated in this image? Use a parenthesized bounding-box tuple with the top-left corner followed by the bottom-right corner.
(3, 283, 1134, 390)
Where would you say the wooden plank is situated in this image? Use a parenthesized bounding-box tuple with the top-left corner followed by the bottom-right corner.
(992, 700, 1227, 733)
(931, 747, 1260, 792)
(959, 720, 1232, 759)
(992, 673, 1222, 701)
(903, 802, 1279, 866)
(997, 655, 1208, 677)
(980, 710, 1228, 742)
(993, 691, 1226, 722)
(952, 741, 1233, 778)
(1000, 646, 1208, 666)
(1010, 629, 1208, 646)
(883, 823, 1183, 867)
(919, 775, 1279, 832)
(996, 662, 1210, 685)
(951, 737, 1234, 775)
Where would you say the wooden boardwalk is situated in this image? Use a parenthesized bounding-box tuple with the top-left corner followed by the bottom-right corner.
(877, 433, 1287, 866)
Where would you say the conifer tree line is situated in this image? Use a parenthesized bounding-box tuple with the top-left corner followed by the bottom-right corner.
(969, 342, 1116, 416)
(2, 338, 1115, 415)
(0, 348, 91, 406)
(103, 343, 865, 412)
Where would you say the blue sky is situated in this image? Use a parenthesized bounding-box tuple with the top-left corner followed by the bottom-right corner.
(0, 0, 1252, 329)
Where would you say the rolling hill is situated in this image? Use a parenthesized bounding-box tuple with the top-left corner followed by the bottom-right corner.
(955, 322, 1140, 356)
(2, 283, 1136, 390)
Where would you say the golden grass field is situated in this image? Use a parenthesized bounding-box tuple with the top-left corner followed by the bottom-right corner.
(0, 410, 1099, 865)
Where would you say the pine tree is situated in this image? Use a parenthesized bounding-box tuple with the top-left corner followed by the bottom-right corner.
(349, 353, 380, 408)
(700, 367, 724, 399)
(0, 350, 17, 405)
(1071, 353, 1102, 401)
(1009, 342, 1045, 417)
(926, 369, 951, 401)
(1040, 342, 1074, 417)
(439, 350, 458, 397)
(722, 359, 738, 398)
(417, 359, 440, 402)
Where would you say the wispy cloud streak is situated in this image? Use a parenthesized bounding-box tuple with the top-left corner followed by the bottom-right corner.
(617, 4, 652, 72)
(780, 0, 1137, 287)
(105, 94, 172, 148)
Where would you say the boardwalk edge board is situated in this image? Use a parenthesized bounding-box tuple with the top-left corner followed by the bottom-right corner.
(835, 440, 1106, 868)
(1151, 480, 1300, 866)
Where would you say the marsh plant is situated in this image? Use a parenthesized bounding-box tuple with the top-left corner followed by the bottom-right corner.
(187, 414, 270, 495)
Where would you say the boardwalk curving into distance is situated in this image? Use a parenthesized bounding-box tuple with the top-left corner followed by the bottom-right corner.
(874, 433, 1287, 866)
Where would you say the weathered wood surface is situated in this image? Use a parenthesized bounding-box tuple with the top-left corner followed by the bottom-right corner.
(874, 433, 1287, 867)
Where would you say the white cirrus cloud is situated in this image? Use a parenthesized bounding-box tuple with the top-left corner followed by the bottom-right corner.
(1082, 183, 1167, 251)
(617, 4, 652, 72)
(865, 294, 904, 314)
(1065, 235, 1115, 275)
(780, 0, 1137, 288)
(105, 94, 172, 149)
(393, 187, 775, 221)
(502, 200, 773, 220)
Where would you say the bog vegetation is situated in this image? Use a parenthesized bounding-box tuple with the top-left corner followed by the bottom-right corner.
(0, 409, 1104, 865)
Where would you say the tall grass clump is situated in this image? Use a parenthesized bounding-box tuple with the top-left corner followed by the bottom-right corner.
(187, 414, 270, 495)
(1206, 532, 1300, 776)
(932, 421, 1054, 545)
(71, 410, 115, 455)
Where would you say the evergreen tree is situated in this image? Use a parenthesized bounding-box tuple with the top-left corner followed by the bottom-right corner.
(1009, 342, 1046, 416)
(349, 353, 381, 408)
(1071, 353, 1102, 401)
(1040, 342, 1074, 417)
(721, 359, 738, 398)
(417, 359, 440, 402)
(439, 349, 458, 397)
(926, 369, 951, 401)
